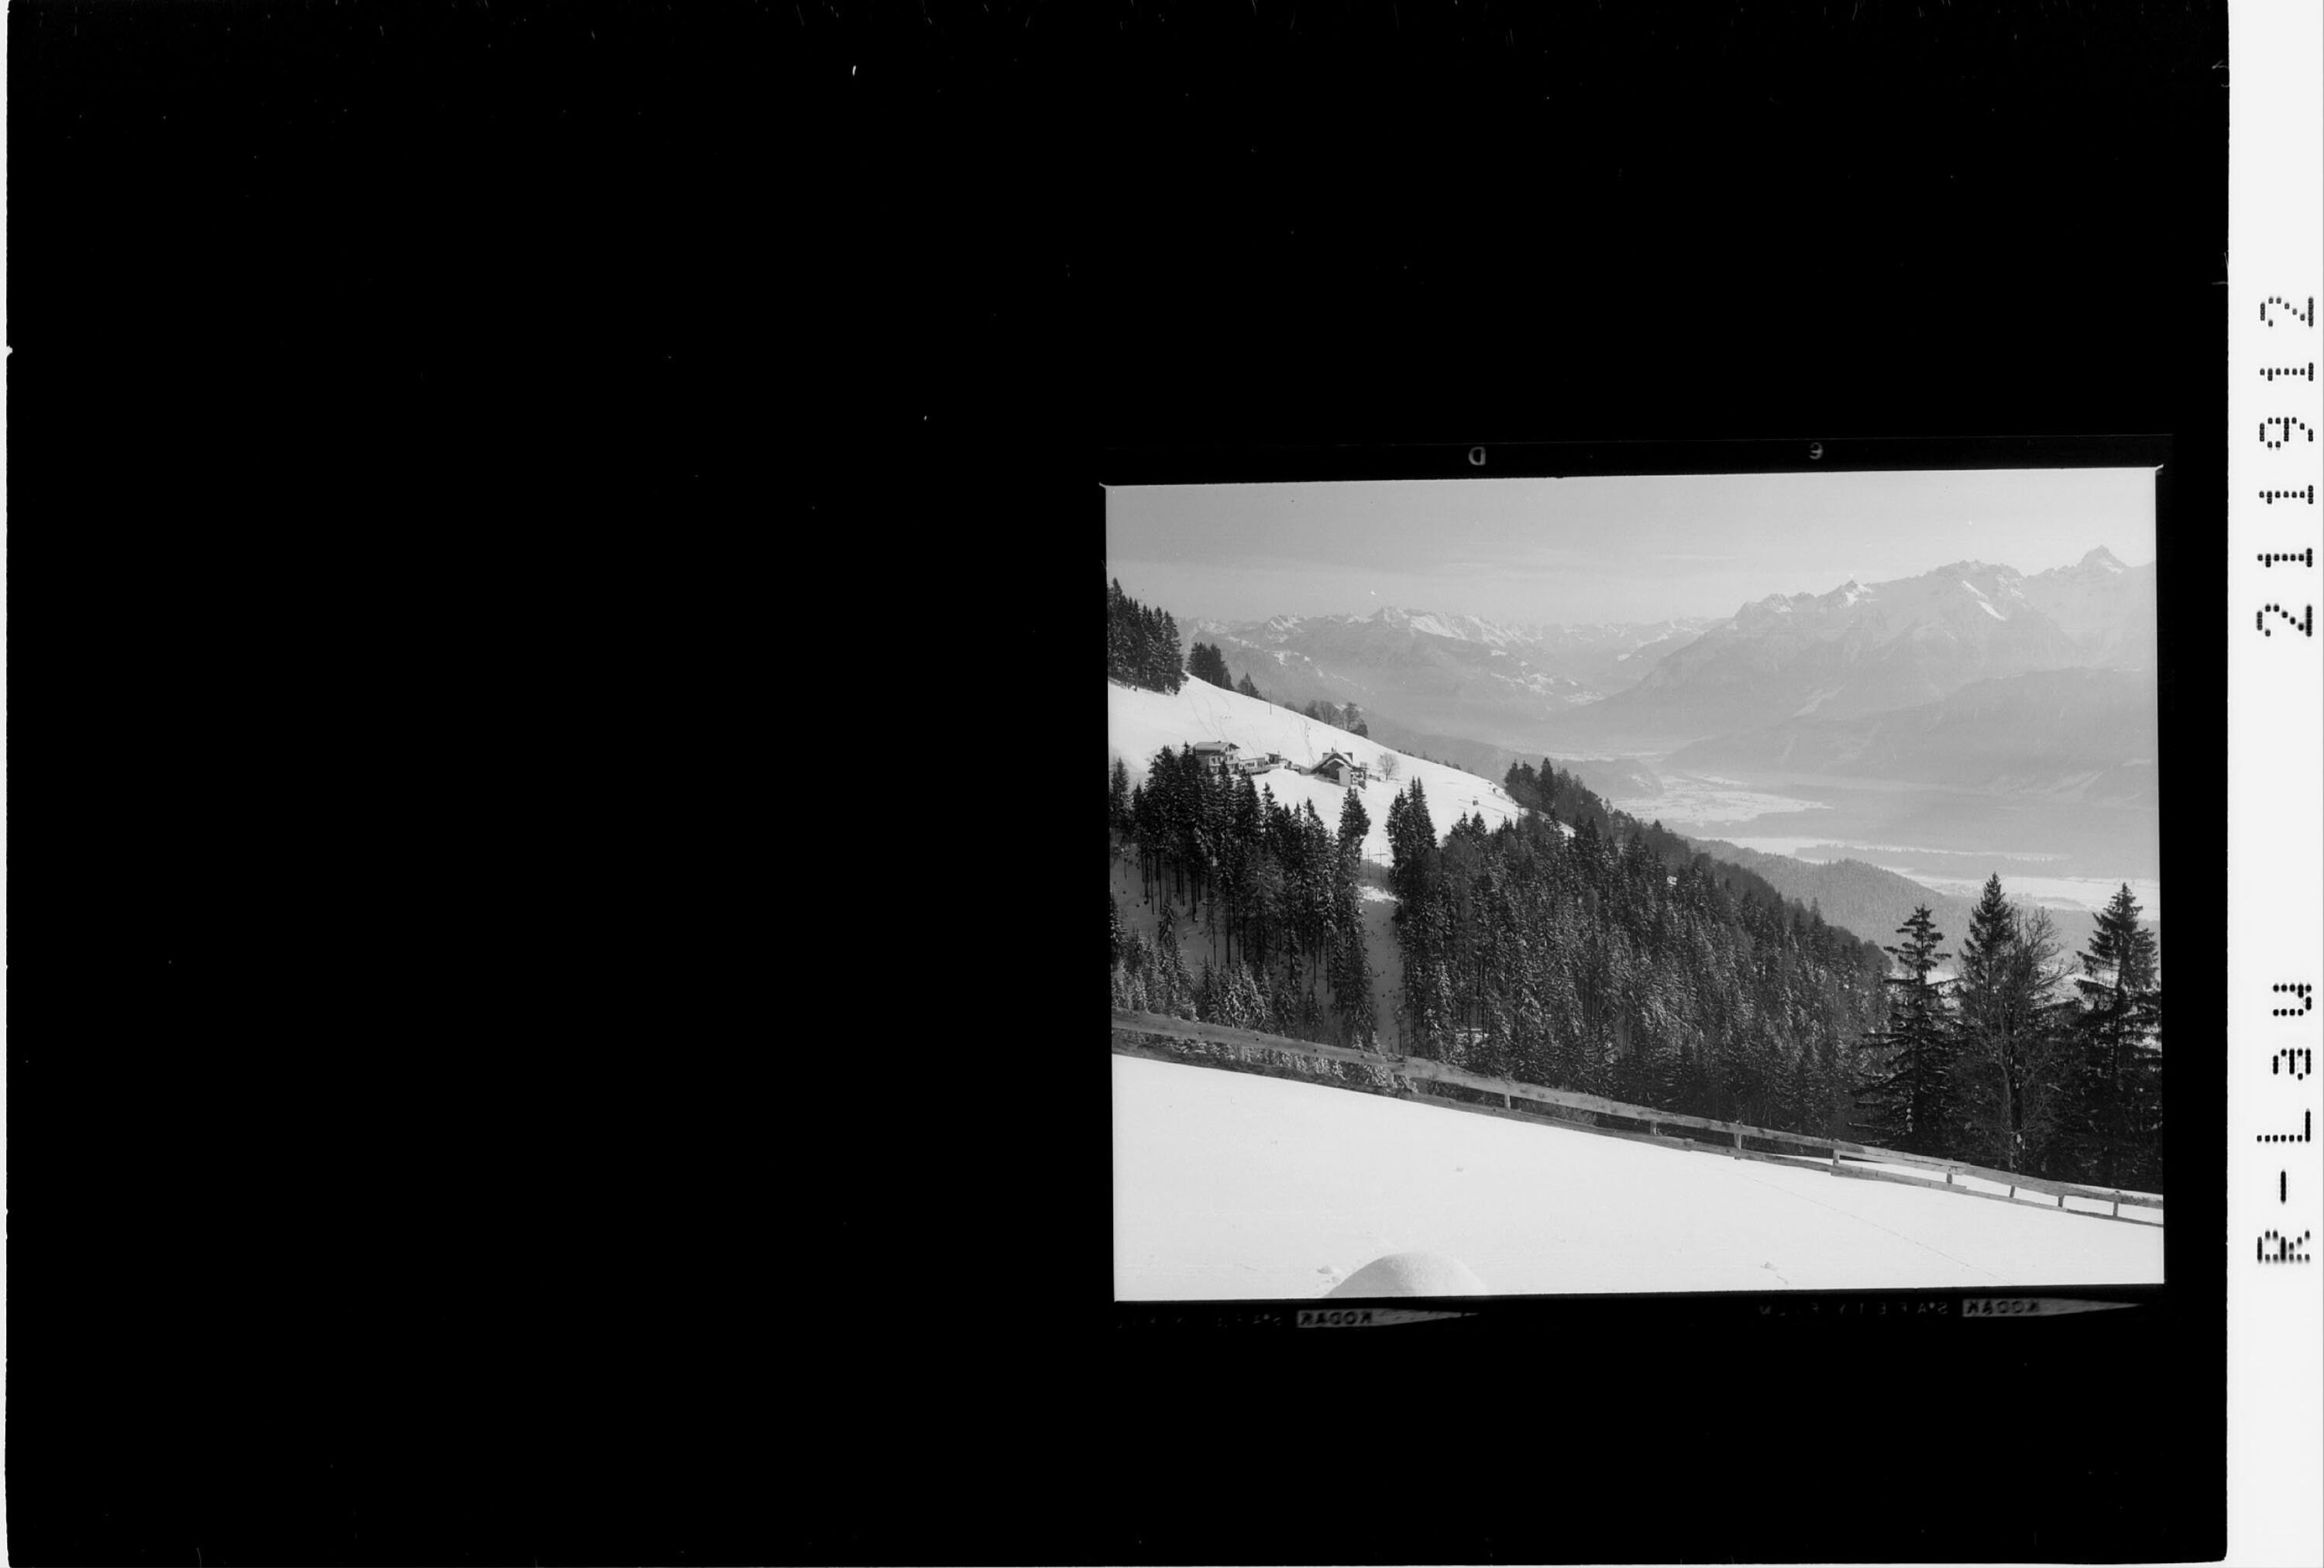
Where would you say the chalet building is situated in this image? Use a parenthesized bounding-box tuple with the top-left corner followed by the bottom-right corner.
(1195, 740, 1283, 778)
(1313, 750, 1370, 787)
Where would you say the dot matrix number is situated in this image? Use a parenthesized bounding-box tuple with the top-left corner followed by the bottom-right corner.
(2257, 1229, 2312, 1264)
(2258, 1110, 2312, 1144)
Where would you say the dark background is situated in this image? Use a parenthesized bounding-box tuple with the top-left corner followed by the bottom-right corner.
(12, 1, 2226, 1562)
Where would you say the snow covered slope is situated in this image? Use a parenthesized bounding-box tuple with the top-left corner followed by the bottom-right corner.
(1109, 678, 1533, 863)
(1113, 1053, 2164, 1300)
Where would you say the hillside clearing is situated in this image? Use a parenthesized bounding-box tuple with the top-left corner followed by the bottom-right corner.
(1109, 677, 1536, 866)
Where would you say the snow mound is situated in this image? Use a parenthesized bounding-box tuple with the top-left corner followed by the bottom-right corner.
(1325, 1252, 1488, 1299)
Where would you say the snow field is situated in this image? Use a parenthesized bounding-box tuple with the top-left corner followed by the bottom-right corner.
(1113, 1053, 2165, 1300)
(1109, 677, 1535, 865)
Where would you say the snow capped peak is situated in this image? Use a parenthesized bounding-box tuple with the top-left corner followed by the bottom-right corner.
(1373, 605, 1450, 637)
(1362, 605, 1523, 645)
(1930, 559, 2003, 580)
(2079, 545, 2126, 573)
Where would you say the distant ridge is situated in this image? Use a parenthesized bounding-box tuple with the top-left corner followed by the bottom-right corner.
(1688, 839, 2109, 961)
(1573, 550, 2157, 750)
(1179, 607, 1712, 755)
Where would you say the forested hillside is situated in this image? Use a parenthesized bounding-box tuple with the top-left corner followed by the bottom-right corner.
(1502, 760, 1889, 951)
(1383, 777, 1889, 1138)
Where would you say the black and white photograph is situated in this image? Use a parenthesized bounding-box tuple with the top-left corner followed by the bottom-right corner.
(1110, 465, 2166, 1299)
(15, 0, 2243, 1561)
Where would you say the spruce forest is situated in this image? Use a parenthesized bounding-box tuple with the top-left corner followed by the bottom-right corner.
(1110, 584, 2164, 1193)
(1105, 579, 1185, 696)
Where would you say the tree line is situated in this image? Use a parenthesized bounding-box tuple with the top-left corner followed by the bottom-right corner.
(1184, 641, 1247, 696)
(1107, 578, 1185, 695)
(1862, 879, 2161, 1189)
(1299, 697, 1367, 736)
(1110, 745, 1378, 1053)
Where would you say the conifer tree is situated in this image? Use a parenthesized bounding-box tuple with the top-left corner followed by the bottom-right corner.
(1338, 788, 1370, 861)
(1951, 878, 2069, 1172)
(1329, 879, 1376, 1050)
(1109, 757, 1132, 841)
(1159, 610, 1183, 692)
(1236, 672, 1260, 699)
(1153, 902, 1193, 1019)
(1115, 930, 1152, 1013)
(1857, 906, 1954, 1155)
(2062, 884, 2163, 1188)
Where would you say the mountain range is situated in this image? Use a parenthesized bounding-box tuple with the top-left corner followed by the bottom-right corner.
(1183, 548, 2154, 762)
(1182, 607, 1715, 754)
(1576, 548, 2154, 750)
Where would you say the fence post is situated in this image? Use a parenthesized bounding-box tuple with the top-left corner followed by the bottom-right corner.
(1734, 1129, 1744, 1157)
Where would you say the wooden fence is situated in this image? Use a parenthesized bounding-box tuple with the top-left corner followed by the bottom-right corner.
(1109, 1008, 2164, 1224)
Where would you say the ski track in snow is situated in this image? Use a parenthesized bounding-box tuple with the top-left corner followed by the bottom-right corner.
(1718, 1161, 2011, 1284)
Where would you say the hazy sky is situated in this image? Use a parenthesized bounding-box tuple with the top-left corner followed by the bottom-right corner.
(1105, 468, 2157, 626)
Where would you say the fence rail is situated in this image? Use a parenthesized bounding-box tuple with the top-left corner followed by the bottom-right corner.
(1109, 1009, 2164, 1223)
